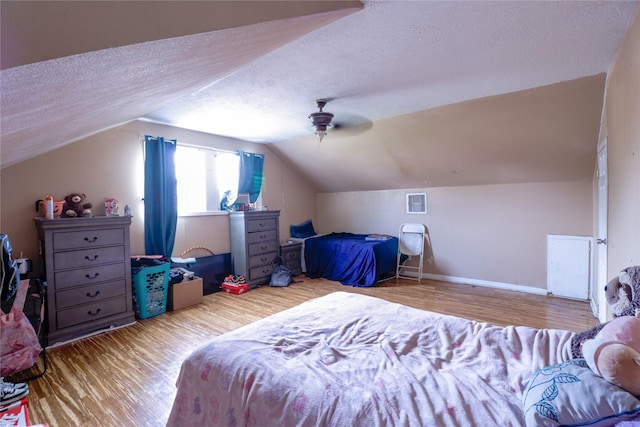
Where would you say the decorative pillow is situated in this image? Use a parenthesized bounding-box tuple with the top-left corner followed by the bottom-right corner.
(290, 220, 317, 239)
(522, 359, 640, 427)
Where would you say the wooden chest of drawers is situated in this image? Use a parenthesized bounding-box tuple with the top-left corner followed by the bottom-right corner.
(229, 210, 280, 289)
(35, 216, 135, 345)
(280, 241, 302, 276)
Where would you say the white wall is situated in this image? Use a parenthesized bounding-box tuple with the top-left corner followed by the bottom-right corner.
(318, 180, 593, 291)
(604, 10, 640, 273)
(594, 9, 640, 322)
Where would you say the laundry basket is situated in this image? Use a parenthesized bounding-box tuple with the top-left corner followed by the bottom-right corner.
(131, 259, 170, 319)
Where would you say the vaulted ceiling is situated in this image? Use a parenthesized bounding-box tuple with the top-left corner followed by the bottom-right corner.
(1, 1, 637, 191)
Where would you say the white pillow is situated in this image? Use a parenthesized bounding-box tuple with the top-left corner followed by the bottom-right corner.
(522, 359, 640, 427)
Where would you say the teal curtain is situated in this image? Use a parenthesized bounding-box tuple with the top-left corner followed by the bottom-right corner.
(144, 135, 177, 257)
(237, 151, 264, 203)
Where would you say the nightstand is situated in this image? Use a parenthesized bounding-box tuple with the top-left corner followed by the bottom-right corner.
(280, 241, 302, 276)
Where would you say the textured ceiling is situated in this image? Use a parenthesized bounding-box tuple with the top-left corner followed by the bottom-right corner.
(145, 0, 636, 143)
(271, 74, 608, 192)
(1, 0, 638, 192)
(0, 1, 361, 169)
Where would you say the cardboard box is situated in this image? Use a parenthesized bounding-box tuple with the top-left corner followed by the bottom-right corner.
(168, 276, 203, 311)
(221, 282, 249, 295)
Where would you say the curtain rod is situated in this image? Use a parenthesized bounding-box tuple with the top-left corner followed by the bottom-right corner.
(176, 142, 238, 155)
(141, 136, 262, 157)
(179, 143, 264, 158)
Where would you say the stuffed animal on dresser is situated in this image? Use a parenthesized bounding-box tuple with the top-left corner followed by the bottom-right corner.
(62, 193, 93, 217)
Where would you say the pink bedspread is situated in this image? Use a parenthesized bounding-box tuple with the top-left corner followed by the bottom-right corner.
(167, 292, 574, 426)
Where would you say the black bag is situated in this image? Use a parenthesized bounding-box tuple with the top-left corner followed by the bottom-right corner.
(1, 234, 19, 301)
(270, 257, 291, 287)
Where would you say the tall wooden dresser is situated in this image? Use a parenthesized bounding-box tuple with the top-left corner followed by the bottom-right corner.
(35, 216, 136, 345)
(229, 210, 280, 289)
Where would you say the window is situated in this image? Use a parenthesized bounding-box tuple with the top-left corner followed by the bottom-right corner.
(406, 192, 427, 214)
(175, 145, 240, 215)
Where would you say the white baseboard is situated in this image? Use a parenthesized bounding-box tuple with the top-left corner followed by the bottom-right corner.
(419, 272, 549, 296)
(47, 320, 137, 349)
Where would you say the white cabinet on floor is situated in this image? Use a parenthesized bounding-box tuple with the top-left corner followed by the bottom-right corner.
(547, 235, 592, 300)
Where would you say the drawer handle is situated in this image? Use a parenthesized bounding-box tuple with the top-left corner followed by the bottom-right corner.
(262, 268, 270, 274)
(84, 236, 99, 242)
(260, 256, 268, 262)
(87, 308, 102, 316)
(259, 222, 266, 228)
(86, 290, 101, 298)
(260, 245, 268, 251)
(86, 272, 100, 280)
(259, 234, 267, 240)
(84, 255, 99, 261)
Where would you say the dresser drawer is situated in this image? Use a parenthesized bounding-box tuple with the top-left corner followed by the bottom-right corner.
(284, 259, 300, 272)
(56, 280, 127, 309)
(55, 263, 126, 289)
(247, 229, 277, 245)
(249, 263, 274, 282)
(282, 249, 301, 264)
(246, 218, 277, 233)
(53, 228, 125, 251)
(248, 251, 278, 268)
(248, 240, 279, 256)
(56, 296, 127, 329)
(54, 246, 125, 270)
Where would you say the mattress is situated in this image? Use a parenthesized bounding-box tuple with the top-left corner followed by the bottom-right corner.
(167, 292, 574, 426)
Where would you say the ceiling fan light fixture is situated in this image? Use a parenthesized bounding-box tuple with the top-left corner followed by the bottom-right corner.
(315, 129, 329, 143)
(309, 99, 334, 142)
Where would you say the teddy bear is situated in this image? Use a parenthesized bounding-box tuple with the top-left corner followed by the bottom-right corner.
(582, 310, 640, 396)
(570, 265, 640, 359)
(62, 193, 93, 217)
(608, 266, 640, 317)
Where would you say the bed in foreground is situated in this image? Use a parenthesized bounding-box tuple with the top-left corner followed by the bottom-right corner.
(167, 292, 640, 427)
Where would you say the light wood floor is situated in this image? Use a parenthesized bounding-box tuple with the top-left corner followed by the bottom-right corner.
(12, 277, 598, 427)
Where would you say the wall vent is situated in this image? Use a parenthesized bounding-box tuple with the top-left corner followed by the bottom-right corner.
(406, 192, 427, 214)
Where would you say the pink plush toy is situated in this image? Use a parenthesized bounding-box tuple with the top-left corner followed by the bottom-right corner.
(583, 310, 640, 396)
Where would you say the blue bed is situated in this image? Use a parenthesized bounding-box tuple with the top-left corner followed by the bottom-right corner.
(303, 233, 400, 287)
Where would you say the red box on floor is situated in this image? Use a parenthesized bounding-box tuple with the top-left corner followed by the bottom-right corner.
(221, 282, 248, 295)
(0, 397, 30, 426)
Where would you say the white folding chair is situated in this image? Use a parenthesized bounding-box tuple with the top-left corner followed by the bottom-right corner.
(396, 223, 427, 281)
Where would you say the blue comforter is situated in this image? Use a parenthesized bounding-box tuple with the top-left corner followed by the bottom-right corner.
(304, 233, 399, 287)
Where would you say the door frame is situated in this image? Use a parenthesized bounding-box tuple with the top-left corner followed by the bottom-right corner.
(595, 138, 608, 323)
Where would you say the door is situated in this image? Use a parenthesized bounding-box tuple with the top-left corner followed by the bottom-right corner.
(596, 139, 608, 322)
(547, 235, 592, 300)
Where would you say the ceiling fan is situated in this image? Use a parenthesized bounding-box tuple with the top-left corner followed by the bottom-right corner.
(308, 99, 334, 143)
(307, 99, 374, 142)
